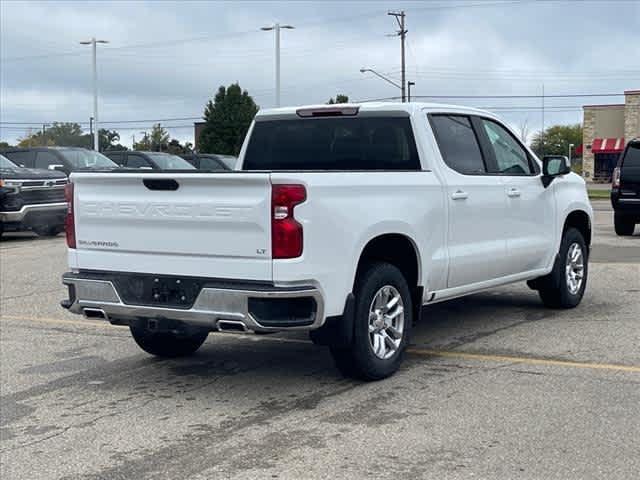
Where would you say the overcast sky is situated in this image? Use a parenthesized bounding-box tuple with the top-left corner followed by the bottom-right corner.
(1, 0, 639, 147)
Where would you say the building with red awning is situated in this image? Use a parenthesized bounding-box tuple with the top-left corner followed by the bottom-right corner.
(583, 90, 640, 182)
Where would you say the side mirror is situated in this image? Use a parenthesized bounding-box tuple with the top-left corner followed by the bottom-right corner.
(541, 155, 571, 187)
(48, 164, 66, 172)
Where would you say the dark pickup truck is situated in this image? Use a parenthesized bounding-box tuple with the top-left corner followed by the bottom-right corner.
(0, 154, 67, 237)
(611, 139, 640, 236)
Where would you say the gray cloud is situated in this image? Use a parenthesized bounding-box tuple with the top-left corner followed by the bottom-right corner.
(1, 0, 638, 146)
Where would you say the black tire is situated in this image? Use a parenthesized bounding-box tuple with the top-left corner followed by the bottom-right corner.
(330, 262, 413, 381)
(614, 214, 635, 236)
(129, 324, 208, 358)
(536, 227, 588, 309)
(33, 226, 63, 237)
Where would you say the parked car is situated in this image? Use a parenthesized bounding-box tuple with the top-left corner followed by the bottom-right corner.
(611, 139, 640, 236)
(181, 153, 237, 171)
(104, 151, 196, 170)
(1, 147, 118, 176)
(60, 103, 593, 380)
(0, 154, 67, 237)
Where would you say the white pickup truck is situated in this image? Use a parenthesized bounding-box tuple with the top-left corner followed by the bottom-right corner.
(61, 103, 593, 380)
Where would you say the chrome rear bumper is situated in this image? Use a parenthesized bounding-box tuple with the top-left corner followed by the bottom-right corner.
(61, 273, 325, 333)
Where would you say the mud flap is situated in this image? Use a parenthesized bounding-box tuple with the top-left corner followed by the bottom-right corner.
(309, 294, 355, 348)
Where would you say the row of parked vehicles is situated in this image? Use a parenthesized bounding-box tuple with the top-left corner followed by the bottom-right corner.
(0, 147, 236, 237)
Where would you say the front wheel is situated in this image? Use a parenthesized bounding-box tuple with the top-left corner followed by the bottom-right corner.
(130, 324, 208, 358)
(330, 262, 413, 381)
(614, 214, 635, 236)
(536, 227, 588, 309)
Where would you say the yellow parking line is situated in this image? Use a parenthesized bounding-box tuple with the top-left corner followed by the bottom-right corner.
(2, 314, 638, 374)
(407, 348, 640, 374)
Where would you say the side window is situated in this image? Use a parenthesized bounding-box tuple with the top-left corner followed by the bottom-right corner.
(480, 119, 534, 175)
(200, 157, 225, 171)
(5, 151, 35, 167)
(126, 154, 152, 169)
(108, 153, 124, 166)
(35, 151, 62, 169)
(429, 115, 486, 174)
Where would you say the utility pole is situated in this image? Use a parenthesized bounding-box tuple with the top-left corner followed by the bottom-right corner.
(261, 23, 295, 108)
(80, 37, 109, 151)
(42, 124, 47, 146)
(407, 81, 415, 102)
(89, 116, 94, 148)
(541, 84, 545, 156)
(388, 11, 407, 102)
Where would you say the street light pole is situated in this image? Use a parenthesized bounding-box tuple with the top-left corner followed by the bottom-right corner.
(359, 68, 402, 92)
(261, 23, 294, 108)
(80, 37, 108, 151)
(407, 81, 415, 102)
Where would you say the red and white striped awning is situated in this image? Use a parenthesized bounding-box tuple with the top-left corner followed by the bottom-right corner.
(592, 138, 625, 154)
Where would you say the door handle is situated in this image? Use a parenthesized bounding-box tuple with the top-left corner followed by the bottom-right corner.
(507, 188, 521, 198)
(451, 190, 468, 200)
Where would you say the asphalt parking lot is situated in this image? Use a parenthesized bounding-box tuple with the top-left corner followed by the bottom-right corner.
(1, 200, 638, 480)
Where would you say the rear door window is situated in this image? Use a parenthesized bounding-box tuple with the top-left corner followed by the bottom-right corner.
(107, 152, 125, 166)
(126, 154, 153, 169)
(244, 117, 420, 171)
(429, 115, 486, 175)
(199, 157, 227, 171)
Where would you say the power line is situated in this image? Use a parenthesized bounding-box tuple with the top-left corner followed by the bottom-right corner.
(0, 0, 560, 64)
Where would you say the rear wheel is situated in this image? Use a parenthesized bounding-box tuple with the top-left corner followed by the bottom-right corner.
(536, 227, 588, 309)
(330, 262, 412, 381)
(614, 214, 635, 236)
(129, 324, 208, 358)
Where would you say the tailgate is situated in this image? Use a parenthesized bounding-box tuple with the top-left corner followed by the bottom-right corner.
(71, 172, 273, 281)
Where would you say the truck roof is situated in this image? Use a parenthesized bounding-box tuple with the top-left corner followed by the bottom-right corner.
(256, 102, 498, 119)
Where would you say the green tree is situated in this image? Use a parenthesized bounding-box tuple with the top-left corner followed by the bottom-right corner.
(134, 124, 170, 151)
(133, 133, 152, 151)
(0, 141, 13, 149)
(18, 122, 86, 147)
(530, 124, 582, 157)
(199, 83, 258, 155)
(166, 138, 193, 155)
(98, 129, 127, 151)
(327, 94, 349, 104)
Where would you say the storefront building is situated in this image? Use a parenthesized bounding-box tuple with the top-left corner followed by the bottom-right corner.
(583, 89, 640, 181)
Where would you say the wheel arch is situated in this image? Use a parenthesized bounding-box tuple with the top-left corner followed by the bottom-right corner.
(563, 209, 592, 247)
(353, 233, 422, 292)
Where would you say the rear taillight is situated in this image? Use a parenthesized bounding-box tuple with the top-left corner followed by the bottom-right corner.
(612, 167, 621, 189)
(64, 183, 76, 249)
(271, 184, 306, 259)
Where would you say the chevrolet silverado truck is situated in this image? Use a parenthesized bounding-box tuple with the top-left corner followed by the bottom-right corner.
(61, 103, 593, 380)
(0, 154, 67, 237)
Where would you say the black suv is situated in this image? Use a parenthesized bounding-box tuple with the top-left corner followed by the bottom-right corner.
(181, 153, 236, 171)
(0, 154, 67, 237)
(1, 147, 118, 176)
(104, 151, 196, 170)
(611, 139, 640, 236)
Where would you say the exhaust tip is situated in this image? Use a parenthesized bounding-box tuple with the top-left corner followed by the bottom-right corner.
(83, 308, 108, 321)
(217, 320, 249, 333)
